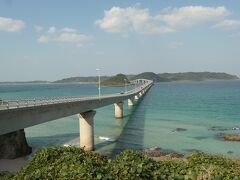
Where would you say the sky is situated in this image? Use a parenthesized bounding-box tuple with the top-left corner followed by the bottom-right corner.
(0, 0, 240, 81)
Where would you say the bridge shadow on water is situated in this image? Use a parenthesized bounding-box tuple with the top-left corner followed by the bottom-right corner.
(26, 89, 152, 157)
(95, 91, 152, 157)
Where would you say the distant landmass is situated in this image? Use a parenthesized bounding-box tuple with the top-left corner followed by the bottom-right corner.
(0, 72, 238, 84)
(0, 80, 49, 84)
(53, 76, 110, 83)
(53, 72, 238, 84)
(131, 72, 170, 82)
(101, 74, 130, 86)
(158, 72, 239, 82)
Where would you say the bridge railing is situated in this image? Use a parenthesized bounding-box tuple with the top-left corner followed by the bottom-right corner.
(0, 79, 153, 110)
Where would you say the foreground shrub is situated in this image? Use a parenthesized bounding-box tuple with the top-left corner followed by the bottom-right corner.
(9, 146, 108, 180)
(186, 151, 240, 179)
(5, 147, 240, 180)
(108, 150, 160, 179)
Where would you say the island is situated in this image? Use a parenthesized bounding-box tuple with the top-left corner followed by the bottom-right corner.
(53, 76, 110, 83)
(101, 74, 130, 86)
(158, 72, 239, 82)
(0, 72, 238, 84)
(131, 72, 170, 82)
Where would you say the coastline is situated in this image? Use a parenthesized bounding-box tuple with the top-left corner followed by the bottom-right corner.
(1, 142, 240, 174)
(3, 146, 240, 179)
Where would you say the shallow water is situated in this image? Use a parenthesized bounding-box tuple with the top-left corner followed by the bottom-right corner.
(1, 81, 240, 157)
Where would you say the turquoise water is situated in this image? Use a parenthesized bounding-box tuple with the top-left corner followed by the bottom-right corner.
(1, 81, 240, 157)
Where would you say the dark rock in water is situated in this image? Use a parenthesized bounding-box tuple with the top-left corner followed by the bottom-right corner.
(223, 134, 240, 141)
(0, 129, 32, 159)
(175, 128, 187, 132)
(227, 151, 234, 154)
(183, 149, 201, 153)
(215, 133, 225, 141)
(215, 133, 240, 141)
(194, 136, 208, 140)
(208, 126, 228, 131)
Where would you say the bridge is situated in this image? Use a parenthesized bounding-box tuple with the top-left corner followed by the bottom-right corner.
(0, 79, 153, 151)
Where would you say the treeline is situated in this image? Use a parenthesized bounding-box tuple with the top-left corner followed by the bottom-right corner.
(52, 72, 239, 83)
(159, 72, 239, 82)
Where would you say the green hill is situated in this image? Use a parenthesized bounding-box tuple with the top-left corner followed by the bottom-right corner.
(132, 72, 169, 82)
(101, 74, 130, 86)
(159, 72, 239, 81)
(53, 76, 110, 83)
(52, 72, 238, 84)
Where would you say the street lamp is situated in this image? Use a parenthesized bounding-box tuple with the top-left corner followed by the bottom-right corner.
(124, 79, 127, 93)
(96, 68, 101, 98)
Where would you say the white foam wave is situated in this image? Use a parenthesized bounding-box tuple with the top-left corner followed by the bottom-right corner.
(98, 136, 115, 142)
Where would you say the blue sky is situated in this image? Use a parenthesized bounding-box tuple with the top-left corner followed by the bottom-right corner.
(0, 0, 240, 81)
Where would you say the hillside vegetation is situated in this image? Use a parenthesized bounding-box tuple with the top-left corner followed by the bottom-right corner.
(159, 72, 239, 81)
(101, 74, 130, 86)
(52, 72, 238, 84)
(132, 72, 170, 82)
(53, 76, 109, 83)
(4, 146, 240, 179)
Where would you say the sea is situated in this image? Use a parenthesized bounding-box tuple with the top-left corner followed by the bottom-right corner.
(1, 80, 240, 157)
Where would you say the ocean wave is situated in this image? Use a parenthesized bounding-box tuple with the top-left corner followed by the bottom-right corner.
(98, 136, 115, 142)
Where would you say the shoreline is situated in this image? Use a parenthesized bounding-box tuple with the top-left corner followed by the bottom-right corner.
(1, 143, 240, 174)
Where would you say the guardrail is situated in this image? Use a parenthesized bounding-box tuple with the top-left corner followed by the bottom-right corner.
(0, 80, 152, 110)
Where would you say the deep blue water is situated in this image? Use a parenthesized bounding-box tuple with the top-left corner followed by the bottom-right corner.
(1, 80, 240, 157)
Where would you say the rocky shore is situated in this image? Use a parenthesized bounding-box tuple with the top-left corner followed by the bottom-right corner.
(143, 147, 184, 159)
(0, 129, 32, 159)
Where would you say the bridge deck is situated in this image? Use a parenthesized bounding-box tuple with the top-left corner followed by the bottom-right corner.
(0, 80, 153, 135)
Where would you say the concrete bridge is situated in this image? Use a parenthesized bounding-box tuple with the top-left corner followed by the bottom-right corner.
(0, 79, 153, 151)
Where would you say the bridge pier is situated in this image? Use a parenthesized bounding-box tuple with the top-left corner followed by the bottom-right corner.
(78, 110, 96, 151)
(134, 95, 139, 100)
(114, 102, 123, 118)
(128, 98, 134, 106)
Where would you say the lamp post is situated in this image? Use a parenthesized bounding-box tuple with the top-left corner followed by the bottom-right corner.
(96, 68, 101, 98)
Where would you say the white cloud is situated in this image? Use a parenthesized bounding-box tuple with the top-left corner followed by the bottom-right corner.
(56, 32, 93, 42)
(37, 35, 49, 43)
(96, 6, 230, 35)
(35, 25, 44, 32)
(168, 41, 184, 49)
(37, 26, 94, 45)
(62, 27, 77, 33)
(158, 6, 229, 29)
(48, 26, 56, 33)
(214, 19, 240, 29)
(96, 6, 169, 35)
(0, 16, 25, 32)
